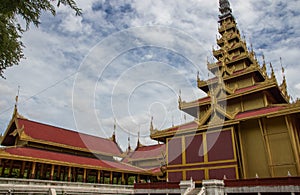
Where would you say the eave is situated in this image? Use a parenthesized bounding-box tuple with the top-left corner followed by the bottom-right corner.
(180, 79, 288, 118)
(198, 65, 266, 92)
(0, 147, 148, 174)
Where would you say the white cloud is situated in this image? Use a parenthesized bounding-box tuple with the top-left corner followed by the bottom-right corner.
(0, 0, 299, 151)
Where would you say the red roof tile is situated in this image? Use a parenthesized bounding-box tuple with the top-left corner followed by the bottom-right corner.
(188, 85, 259, 105)
(130, 144, 165, 160)
(235, 106, 285, 119)
(166, 121, 198, 132)
(234, 85, 258, 94)
(17, 118, 122, 156)
(148, 167, 162, 174)
(3, 147, 143, 172)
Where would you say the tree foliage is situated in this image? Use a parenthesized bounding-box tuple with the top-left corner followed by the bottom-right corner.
(0, 0, 82, 78)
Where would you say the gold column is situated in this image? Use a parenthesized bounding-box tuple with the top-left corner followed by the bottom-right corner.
(39, 163, 44, 179)
(57, 165, 61, 181)
(83, 168, 87, 183)
(121, 172, 125, 185)
(285, 116, 300, 174)
(97, 170, 101, 183)
(8, 160, 13, 177)
(0, 160, 5, 177)
(181, 136, 186, 165)
(20, 161, 26, 178)
(110, 171, 113, 184)
(203, 133, 209, 179)
(30, 162, 36, 179)
(258, 118, 274, 176)
(50, 165, 55, 180)
(68, 167, 72, 182)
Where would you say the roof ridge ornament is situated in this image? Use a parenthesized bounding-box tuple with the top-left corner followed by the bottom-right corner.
(219, 0, 232, 19)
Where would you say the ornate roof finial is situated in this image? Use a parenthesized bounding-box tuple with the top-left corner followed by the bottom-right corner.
(150, 116, 154, 132)
(111, 118, 116, 142)
(261, 54, 267, 75)
(269, 63, 276, 79)
(280, 57, 285, 77)
(127, 134, 131, 152)
(15, 86, 20, 108)
(219, 0, 232, 19)
(13, 86, 21, 117)
(136, 125, 143, 148)
(178, 89, 182, 108)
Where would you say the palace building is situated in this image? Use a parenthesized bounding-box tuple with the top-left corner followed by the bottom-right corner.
(0, 105, 162, 184)
(0, 0, 299, 191)
(150, 0, 300, 183)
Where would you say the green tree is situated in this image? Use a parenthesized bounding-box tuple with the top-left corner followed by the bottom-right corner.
(0, 0, 82, 78)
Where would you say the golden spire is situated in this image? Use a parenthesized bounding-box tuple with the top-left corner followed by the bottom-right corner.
(150, 116, 154, 132)
(136, 126, 143, 148)
(127, 134, 131, 152)
(178, 89, 182, 109)
(219, 0, 232, 19)
(110, 118, 116, 142)
(269, 63, 276, 80)
(13, 86, 20, 117)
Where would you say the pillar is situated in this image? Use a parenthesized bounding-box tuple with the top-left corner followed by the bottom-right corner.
(8, 160, 13, 177)
(20, 161, 26, 178)
(202, 179, 224, 195)
(110, 171, 113, 184)
(137, 174, 140, 183)
(97, 170, 101, 183)
(56, 165, 61, 181)
(50, 165, 55, 180)
(83, 168, 87, 183)
(67, 167, 72, 182)
(0, 160, 6, 177)
(179, 178, 195, 195)
(121, 172, 125, 185)
(39, 163, 44, 179)
(30, 162, 36, 179)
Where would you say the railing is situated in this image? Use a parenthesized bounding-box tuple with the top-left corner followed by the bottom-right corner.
(0, 177, 134, 194)
(224, 176, 300, 187)
(134, 182, 180, 189)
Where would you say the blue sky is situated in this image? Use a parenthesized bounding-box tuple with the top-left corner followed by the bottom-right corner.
(1, 0, 300, 151)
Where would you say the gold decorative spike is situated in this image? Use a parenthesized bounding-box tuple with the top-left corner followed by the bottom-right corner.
(269, 63, 276, 80)
(178, 89, 182, 109)
(110, 118, 117, 142)
(261, 55, 267, 75)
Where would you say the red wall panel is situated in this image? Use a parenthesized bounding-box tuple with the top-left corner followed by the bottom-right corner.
(186, 169, 205, 181)
(168, 137, 182, 165)
(209, 167, 236, 179)
(207, 130, 234, 162)
(168, 171, 183, 182)
(185, 134, 204, 164)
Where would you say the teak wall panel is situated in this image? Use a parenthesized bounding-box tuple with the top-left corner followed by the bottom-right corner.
(265, 117, 297, 176)
(240, 119, 270, 178)
(243, 93, 264, 111)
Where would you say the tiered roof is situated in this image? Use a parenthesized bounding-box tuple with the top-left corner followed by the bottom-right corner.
(0, 146, 144, 173)
(150, 0, 299, 141)
(1, 115, 123, 157)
